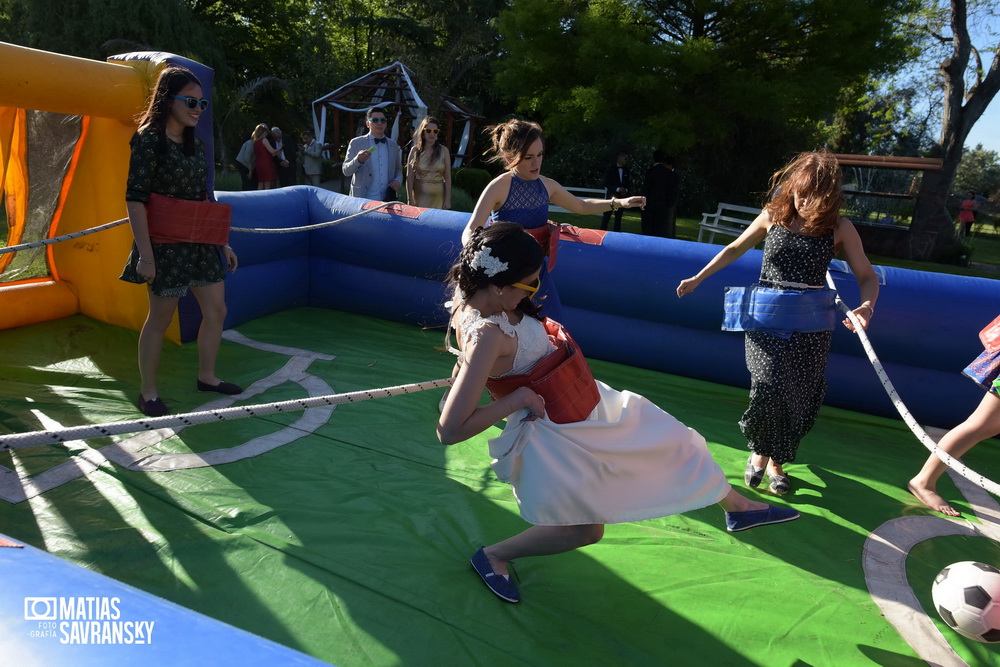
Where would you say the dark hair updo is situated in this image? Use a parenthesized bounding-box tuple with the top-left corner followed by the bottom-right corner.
(484, 119, 544, 170)
(447, 221, 545, 318)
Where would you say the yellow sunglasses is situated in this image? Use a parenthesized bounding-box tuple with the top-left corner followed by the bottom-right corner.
(511, 278, 540, 295)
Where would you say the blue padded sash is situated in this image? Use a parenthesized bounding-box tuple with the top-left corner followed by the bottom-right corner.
(723, 285, 836, 336)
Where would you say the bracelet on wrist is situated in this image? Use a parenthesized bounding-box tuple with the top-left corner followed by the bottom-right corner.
(138, 257, 153, 264)
(610, 198, 620, 211)
(859, 303, 874, 314)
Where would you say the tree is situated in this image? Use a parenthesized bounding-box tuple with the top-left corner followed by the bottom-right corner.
(494, 0, 917, 205)
(954, 144, 1000, 198)
(910, 0, 1000, 259)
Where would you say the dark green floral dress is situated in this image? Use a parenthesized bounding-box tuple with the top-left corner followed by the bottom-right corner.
(119, 126, 225, 298)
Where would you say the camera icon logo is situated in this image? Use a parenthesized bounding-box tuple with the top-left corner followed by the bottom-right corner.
(24, 598, 57, 621)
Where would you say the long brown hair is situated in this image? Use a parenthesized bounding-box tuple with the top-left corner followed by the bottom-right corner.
(484, 119, 543, 170)
(414, 116, 443, 163)
(765, 151, 843, 235)
(136, 66, 202, 157)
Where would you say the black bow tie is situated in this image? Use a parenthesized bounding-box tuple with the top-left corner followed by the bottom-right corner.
(373, 137, 387, 144)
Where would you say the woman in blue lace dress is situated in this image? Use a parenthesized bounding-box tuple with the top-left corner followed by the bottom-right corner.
(677, 151, 878, 496)
(462, 119, 645, 321)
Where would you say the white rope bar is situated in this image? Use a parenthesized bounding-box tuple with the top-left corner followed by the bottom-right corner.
(0, 218, 129, 255)
(230, 201, 395, 234)
(0, 377, 453, 450)
(827, 272, 1000, 497)
(0, 200, 397, 255)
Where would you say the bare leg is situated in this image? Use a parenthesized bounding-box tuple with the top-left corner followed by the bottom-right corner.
(908, 392, 1000, 516)
(138, 291, 180, 399)
(484, 524, 604, 576)
(718, 486, 770, 513)
(190, 282, 228, 386)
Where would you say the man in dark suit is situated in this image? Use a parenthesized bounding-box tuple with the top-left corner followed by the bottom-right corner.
(641, 151, 679, 238)
(601, 152, 631, 232)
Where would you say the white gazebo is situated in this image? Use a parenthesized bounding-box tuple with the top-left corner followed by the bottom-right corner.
(311, 62, 483, 176)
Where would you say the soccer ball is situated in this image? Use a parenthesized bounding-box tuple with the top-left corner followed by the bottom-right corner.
(931, 561, 1000, 643)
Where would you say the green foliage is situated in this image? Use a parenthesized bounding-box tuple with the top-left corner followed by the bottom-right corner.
(954, 145, 1000, 199)
(494, 0, 918, 206)
(452, 168, 493, 200)
(450, 187, 475, 213)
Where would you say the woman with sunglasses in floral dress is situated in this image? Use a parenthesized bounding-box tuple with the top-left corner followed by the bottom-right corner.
(120, 66, 241, 417)
(406, 116, 451, 209)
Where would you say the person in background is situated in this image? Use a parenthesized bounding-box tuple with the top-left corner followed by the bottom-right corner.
(272, 127, 297, 187)
(300, 130, 327, 187)
(119, 66, 242, 417)
(252, 123, 279, 190)
(600, 152, 631, 232)
(235, 131, 256, 190)
(342, 108, 403, 201)
(406, 115, 452, 209)
(641, 151, 679, 238)
(958, 190, 978, 236)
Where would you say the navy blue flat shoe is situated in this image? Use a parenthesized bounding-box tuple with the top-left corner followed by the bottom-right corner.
(138, 394, 169, 417)
(725, 505, 800, 533)
(470, 547, 520, 603)
(196, 380, 243, 395)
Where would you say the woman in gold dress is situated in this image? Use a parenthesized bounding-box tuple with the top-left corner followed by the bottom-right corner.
(406, 116, 451, 209)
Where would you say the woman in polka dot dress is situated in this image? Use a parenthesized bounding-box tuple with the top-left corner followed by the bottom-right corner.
(676, 151, 879, 495)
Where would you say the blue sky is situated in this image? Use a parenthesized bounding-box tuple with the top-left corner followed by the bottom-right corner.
(965, 97, 999, 154)
(962, 14, 999, 154)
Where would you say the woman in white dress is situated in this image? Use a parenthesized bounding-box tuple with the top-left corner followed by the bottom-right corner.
(437, 222, 800, 603)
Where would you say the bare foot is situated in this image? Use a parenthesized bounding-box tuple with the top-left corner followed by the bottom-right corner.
(907, 480, 960, 517)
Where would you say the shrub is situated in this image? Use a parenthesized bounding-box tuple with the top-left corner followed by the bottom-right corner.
(453, 168, 493, 200)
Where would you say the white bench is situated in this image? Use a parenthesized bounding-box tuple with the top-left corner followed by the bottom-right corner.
(548, 187, 606, 215)
(697, 203, 762, 243)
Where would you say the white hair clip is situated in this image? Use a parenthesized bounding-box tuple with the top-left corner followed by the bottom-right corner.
(469, 246, 508, 277)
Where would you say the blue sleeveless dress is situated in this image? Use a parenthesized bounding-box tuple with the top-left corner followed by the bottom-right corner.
(491, 175, 563, 320)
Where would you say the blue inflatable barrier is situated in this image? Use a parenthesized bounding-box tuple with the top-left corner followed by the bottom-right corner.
(218, 186, 999, 429)
(0, 535, 327, 665)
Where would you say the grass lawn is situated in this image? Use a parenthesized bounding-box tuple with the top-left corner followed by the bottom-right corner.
(550, 210, 1000, 279)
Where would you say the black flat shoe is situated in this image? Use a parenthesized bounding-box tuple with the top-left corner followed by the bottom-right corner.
(197, 380, 243, 395)
(138, 394, 169, 417)
(744, 454, 765, 488)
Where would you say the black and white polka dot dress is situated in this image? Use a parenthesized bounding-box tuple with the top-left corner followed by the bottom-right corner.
(739, 225, 834, 464)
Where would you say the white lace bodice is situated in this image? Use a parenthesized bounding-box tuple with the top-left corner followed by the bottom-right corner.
(452, 307, 555, 376)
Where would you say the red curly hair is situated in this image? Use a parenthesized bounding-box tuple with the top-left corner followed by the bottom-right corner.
(765, 151, 844, 236)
